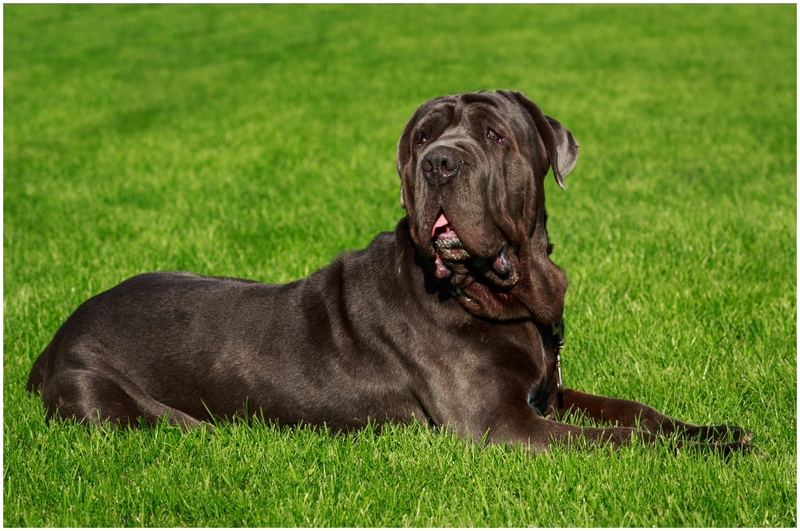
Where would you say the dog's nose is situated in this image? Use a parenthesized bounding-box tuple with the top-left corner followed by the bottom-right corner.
(421, 150, 461, 185)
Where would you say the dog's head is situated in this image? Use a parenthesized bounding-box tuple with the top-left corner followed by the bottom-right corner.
(397, 90, 579, 323)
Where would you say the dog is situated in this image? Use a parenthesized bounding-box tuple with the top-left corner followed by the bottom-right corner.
(27, 90, 750, 454)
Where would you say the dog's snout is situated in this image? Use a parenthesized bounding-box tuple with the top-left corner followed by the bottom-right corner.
(421, 150, 461, 185)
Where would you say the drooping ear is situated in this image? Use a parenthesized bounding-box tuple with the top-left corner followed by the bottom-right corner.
(396, 95, 450, 209)
(501, 91, 579, 190)
(396, 106, 422, 180)
(396, 101, 432, 210)
(544, 115, 579, 190)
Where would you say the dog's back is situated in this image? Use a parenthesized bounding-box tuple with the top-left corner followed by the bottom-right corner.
(26, 231, 432, 430)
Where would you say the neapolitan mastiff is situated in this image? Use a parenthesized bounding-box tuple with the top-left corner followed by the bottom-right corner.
(27, 90, 750, 453)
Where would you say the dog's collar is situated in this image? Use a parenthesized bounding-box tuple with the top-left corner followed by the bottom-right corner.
(551, 319, 565, 409)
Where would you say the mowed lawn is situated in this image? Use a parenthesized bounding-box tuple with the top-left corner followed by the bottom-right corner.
(4, 4, 796, 527)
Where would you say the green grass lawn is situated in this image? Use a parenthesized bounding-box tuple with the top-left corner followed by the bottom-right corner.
(4, 4, 796, 527)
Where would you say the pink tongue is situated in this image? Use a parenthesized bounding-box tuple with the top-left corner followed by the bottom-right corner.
(433, 212, 454, 279)
(432, 212, 450, 236)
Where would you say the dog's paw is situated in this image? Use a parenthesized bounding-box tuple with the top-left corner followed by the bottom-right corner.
(694, 423, 752, 443)
(677, 437, 752, 458)
(719, 438, 752, 456)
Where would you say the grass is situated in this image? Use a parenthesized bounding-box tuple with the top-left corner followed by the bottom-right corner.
(4, 4, 796, 527)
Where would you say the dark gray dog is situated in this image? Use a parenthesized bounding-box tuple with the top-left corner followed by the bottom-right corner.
(27, 90, 750, 453)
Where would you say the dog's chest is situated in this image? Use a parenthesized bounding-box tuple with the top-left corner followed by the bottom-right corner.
(458, 319, 557, 403)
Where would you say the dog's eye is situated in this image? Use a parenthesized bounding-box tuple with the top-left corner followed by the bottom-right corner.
(414, 132, 427, 150)
(487, 128, 504, 143)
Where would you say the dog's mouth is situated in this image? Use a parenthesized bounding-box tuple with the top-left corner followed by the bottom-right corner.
(432, 212, 470, 279)
(430, 211, 518, 290)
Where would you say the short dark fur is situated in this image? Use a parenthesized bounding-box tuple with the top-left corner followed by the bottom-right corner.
(27, 90, 750, 453)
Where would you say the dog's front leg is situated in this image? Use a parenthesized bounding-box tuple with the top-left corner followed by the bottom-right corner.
(557, 388, 751, 448)
(484, 401, 658, 452)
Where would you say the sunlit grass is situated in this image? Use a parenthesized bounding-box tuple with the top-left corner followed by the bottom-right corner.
(4, 4, 795, 527)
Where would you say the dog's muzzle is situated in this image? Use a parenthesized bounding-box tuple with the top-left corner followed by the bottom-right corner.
(431, 212, 517, 289)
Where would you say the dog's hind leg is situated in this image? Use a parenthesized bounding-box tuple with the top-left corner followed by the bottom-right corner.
(26, 341, 54, 394)
(43, 367, 204, 430)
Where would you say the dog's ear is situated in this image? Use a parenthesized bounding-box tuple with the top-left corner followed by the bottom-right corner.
(501, 91, 579, 190)
(396, 103, 427, 210)
(396, 112, 415, 209)
(396, 97, 443, 210)
(544, 115, 579, 190)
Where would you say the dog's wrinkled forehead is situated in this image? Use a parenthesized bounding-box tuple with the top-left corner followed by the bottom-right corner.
(410, 92, 534, 148)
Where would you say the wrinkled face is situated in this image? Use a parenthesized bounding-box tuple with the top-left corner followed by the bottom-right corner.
(396, 90, 578, 321)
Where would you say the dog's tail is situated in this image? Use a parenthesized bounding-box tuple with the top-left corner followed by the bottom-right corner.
(25, 342, 51, 394)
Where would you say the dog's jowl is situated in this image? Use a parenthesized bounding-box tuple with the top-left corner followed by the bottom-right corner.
(27, 90, 750, 454)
